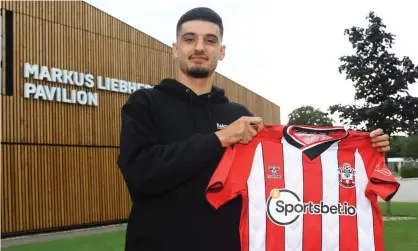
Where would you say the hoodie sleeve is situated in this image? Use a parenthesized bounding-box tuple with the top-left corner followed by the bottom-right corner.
(117, 90, 226, 196)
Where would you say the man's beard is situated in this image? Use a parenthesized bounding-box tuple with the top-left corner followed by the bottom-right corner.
(187, 66, 210, 78)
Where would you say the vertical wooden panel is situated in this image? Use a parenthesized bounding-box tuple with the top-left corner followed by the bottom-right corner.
(1, 145, 129, 234)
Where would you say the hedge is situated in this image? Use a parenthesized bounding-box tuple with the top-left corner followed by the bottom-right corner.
(400, 164, 418, 178)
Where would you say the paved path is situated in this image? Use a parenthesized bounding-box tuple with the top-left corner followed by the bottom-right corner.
(2, 224, 127, 248)
(379, 178, 418, 202)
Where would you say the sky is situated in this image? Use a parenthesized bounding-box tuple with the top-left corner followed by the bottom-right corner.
(85, 0, 418, 125)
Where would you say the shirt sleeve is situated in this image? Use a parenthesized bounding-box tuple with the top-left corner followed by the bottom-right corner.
(206, 143, 255, 210)
(205, 146, 237, 209)
(363, 149, 400, 201)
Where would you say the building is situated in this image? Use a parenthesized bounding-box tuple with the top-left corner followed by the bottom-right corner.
(0, 1, 281, 238)
(388, 157, 418, 172)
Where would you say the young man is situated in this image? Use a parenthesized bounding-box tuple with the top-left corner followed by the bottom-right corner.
(117, 7, 390, 251)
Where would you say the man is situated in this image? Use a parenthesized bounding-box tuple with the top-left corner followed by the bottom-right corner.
(117, 7, 390, 251)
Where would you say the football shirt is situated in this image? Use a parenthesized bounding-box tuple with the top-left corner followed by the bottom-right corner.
(206, 125, 399, 251)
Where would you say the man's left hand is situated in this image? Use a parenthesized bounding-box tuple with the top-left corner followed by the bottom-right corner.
(370, 128, 390, 152)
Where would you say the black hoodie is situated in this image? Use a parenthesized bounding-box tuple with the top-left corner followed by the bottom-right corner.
(117, 78, 253, 251)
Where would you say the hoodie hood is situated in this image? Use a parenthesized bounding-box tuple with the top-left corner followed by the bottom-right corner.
(153, 78, 229, 133)
(154, 78, 229, 104)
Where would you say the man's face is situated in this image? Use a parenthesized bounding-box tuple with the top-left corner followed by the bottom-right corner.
(173, 20, 225, 78)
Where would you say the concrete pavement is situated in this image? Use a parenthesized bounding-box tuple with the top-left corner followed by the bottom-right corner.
(379, 178, 418, 202)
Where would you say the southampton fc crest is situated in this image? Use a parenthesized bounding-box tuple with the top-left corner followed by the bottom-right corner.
(338, 163, 356, 188)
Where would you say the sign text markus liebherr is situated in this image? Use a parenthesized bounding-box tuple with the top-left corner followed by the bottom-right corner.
(23, 62, 153, 106)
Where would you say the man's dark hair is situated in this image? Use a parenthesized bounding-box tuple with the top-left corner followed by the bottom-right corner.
(176, 7, 224, 38)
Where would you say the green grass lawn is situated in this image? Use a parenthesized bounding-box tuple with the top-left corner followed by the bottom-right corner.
(380, 202, 418, 251)
(3, 202, 418, 251)
(2, 230, 126, 251)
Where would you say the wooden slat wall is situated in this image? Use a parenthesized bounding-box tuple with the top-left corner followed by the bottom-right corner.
(1, 1, 281, 235)
(1, 144, 130, 234)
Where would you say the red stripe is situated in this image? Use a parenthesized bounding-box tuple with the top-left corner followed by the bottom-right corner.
(302, 154, 322, 251)
(359, 147, 384, 251)
(263, 140, 285, 251)
(338, 142, 358, 251)
(371, 198, 384, 251)
(240, 188, 250, 251)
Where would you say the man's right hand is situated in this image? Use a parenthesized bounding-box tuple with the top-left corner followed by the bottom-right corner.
(215, 116, 264, 148)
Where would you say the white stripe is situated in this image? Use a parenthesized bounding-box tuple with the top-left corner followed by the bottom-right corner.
(247, 142, 266, 251)
(355, 149, 375, 251)
(282, 138, 304, 251)
(320, 142, 340, 251)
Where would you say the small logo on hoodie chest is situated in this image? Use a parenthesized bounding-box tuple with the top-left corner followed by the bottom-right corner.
(216, 123, 228, 130)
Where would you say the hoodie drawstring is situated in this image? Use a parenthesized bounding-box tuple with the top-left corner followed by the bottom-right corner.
(186, 89, 214, 132)
(207, 95, 212, 128)
(186, 89, 197, 133)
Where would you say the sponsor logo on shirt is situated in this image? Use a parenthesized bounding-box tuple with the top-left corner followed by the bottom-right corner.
(338, 163, 356, 188)
(266, 188, 357, 226)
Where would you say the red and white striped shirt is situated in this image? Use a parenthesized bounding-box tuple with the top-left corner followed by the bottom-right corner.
(206, 125, 399, 251)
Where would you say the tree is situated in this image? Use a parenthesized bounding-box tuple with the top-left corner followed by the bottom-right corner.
(329, 11, 418, 216)
(386, 136, 406, 158)
(329, 11, 418, 137)
(401, 135, 418, 160)
(288, 105, 334, 126)
(387, 135, 418, 160)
